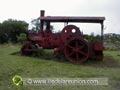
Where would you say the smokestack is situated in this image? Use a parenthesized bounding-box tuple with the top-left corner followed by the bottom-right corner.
(40, 10, 45, 17)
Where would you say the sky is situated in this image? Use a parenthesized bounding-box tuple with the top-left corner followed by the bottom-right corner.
(0, 0, 120, 34)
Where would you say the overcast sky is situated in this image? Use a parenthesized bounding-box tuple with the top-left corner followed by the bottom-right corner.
(0, 0, 120, 34)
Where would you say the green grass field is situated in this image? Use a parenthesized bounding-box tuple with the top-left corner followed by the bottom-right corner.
(0, 44, 120, 90)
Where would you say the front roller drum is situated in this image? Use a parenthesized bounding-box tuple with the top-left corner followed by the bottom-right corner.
(64, 38, 89, 64)
(21, 42, 33, 55)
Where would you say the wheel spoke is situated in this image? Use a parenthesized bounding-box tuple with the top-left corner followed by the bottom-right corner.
(67, 44, 74, 49)
(78, 51, 87, 56)
(76, 53, 79, 61)
(69, 51, 74, 56)
(78, 45, 84, 50)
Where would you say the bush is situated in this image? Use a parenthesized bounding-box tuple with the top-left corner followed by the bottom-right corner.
(34, 48, 45, 57)
(17, 33, 27, 44)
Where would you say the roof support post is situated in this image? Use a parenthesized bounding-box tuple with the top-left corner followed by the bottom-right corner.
(101, 23, 104, 41)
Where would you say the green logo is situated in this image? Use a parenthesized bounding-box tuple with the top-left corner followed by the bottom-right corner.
(12, 75, 23, 86)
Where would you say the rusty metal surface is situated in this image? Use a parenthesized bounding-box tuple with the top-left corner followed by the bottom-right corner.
(21, 10, 105, 64)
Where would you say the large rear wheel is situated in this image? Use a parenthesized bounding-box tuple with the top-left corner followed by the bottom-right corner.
(64, 38, 89, 64)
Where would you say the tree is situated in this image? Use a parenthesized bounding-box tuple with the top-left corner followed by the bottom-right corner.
(0, 19, 28, 43)
(0, 23, 8, 43)
(1, 19, 28, 43)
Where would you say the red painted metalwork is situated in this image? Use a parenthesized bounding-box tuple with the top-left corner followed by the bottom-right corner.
(21, 10, 105, 64)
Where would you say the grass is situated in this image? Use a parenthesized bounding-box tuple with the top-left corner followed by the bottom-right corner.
(0, 44, 120, 90)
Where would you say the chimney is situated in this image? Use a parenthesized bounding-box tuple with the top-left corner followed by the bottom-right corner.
(40, 10, 45, 17)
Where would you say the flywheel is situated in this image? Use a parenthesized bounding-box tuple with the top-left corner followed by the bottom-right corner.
(61, 25, 81, 43)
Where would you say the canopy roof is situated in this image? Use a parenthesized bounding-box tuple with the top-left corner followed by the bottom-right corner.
(39, 16, 105, 23)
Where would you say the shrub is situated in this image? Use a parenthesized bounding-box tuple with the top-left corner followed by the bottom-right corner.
(17, 33, 27, 44)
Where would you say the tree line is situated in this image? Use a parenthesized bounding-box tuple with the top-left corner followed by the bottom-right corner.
(0, 19, 28, 44)
(0, 19, 119, 45)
